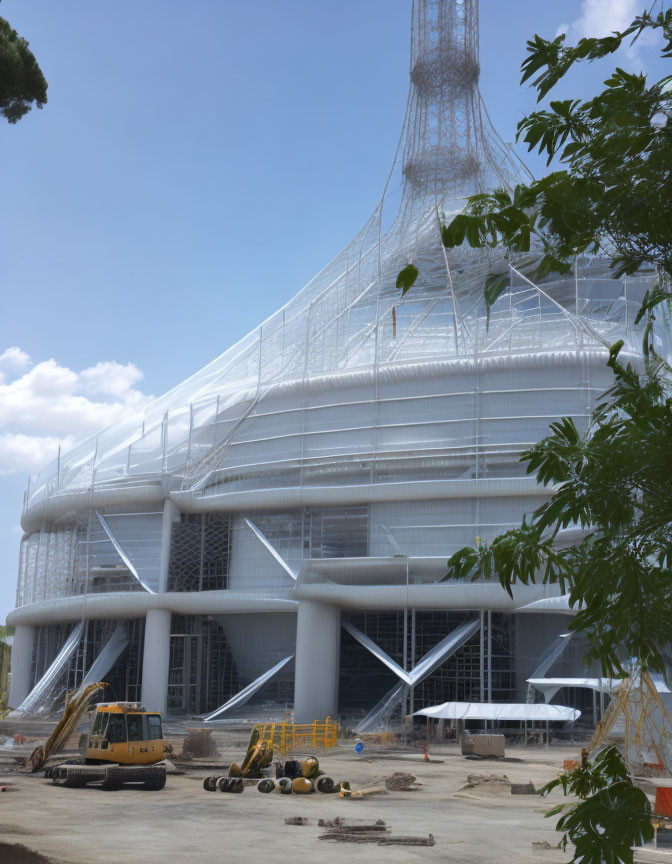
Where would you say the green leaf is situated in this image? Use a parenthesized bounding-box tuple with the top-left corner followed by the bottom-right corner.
(396, 264, 418, 296)
(443, 547, 480, 582)
(441, 215, 468, 248)
(635, 284, 672, 325)
(484, 272, 509, 329)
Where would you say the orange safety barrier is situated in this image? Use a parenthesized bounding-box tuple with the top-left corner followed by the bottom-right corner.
(656, 787, 672, 818)
(253, 717, 339, 757)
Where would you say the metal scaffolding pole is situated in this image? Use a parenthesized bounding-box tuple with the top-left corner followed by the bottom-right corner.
(479, 610, 485, 704)
(410, 608, 416, 718)
(487, 610, 492, 703)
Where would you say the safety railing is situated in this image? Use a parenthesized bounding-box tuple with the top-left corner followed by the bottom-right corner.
(253, 717, 339, 757)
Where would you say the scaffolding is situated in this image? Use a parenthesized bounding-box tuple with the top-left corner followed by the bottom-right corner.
(9, 1, 671, 721)
(340, 610, 515, 722)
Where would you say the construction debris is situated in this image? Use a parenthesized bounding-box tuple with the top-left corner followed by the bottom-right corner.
(459, 773, 512, 796)
(285, 817, 389, 829)
(319, 830, 434, 846)
(511, 782, 537, 795)
(326, 824, 389, 834)
(318, 818, 386, 829)
(384, 771, 422, 791)
(339, 785, 386, 799)
(464, 772, 510, 787)
(379, 835, 435, 846)
(182, 729, 217, 759)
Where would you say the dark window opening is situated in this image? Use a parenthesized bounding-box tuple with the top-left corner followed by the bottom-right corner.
(144, 714, 163, 740)
(106, 715, 126, 744)
(90, 712, 107, 737)
(126, 713, 144, 742)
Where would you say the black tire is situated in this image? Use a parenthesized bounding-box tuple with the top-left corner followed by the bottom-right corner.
(203, 776, 216, 791)
(228, 778, 244, 793)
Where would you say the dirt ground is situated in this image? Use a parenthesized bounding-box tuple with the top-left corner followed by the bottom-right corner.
(0, 733, 588, 864)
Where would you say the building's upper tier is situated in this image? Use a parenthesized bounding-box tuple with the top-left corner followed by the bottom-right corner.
(22, 0, 670, 523)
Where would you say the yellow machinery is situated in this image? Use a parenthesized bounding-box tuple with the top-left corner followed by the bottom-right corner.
(84, 702, 166, 765)
(251, 716, 338, 758)
(226, 719, 338, 779)
(41, 699, 169, 790)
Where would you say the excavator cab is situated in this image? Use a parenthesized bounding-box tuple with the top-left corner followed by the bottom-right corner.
(85, 703, 166, 765)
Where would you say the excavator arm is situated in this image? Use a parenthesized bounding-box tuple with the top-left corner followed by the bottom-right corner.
(26, 682, 106, 773)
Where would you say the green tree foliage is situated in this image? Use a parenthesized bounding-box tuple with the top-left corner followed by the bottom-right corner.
(397, 10, 672, 862)
(0, 11, 47, 123)
(438, 1, 672, 695)
(443, 342, 672, 678)
(439, 9, 672, 331)
(541, 747, 653, 864)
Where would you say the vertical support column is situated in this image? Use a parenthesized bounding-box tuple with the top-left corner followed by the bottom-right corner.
(487, 609, 492, 703)
(141, 609, 171, 714)
(159, 499, 179, 593)
(8, 624, 36, 709)
(479, 610, 484, 702)
(294, 600, 340, 723)
(409, 608, 416, 719)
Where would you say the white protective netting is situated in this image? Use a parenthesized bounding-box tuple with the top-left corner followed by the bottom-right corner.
(17, 0, 670, 609)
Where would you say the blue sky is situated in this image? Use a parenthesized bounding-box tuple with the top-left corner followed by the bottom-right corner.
(0, 0, 667, 620)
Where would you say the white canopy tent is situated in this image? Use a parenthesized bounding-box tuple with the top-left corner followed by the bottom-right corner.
(415, 701, 581, 722)
(527, 676, 671, 704)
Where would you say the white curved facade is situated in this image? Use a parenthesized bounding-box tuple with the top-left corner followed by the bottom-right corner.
(8, 0, 669, 723)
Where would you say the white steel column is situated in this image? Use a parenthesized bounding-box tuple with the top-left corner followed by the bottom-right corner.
(141, 609, 171, 713)
(8, 624, 36, 709)
(141, 498, 177, 712)
(293, 599, 340, 723)
(159, 499, 179, 593)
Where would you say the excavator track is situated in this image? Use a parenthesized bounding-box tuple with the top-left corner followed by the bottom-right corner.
(47, 761, 167, 791)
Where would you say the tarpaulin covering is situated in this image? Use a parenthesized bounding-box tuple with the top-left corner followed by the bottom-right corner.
(415, 701, 581, 722)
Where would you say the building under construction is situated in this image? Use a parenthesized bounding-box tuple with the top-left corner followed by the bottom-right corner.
(7, 0, 668, 726)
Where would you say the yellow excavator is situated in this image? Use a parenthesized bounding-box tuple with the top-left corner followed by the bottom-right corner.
(28, 684, 169, 790)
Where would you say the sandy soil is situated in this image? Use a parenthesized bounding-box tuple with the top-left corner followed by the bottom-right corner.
(0, 739, 581, 864)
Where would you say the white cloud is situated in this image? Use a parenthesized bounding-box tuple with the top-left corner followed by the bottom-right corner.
(79, 360, 144, 399)
(0, 350, 152, 475)
(558, 0, 638, 41)
(557, 0, 662, 67)
(0, 346, 31, 382)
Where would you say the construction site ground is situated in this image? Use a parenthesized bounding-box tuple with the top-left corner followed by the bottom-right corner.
(0, 725, 603, 864)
